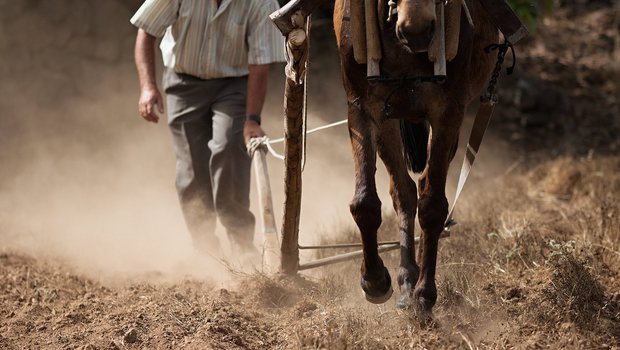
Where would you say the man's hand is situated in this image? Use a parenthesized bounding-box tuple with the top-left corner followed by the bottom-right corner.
(244, 120, 266, 146)
(138, 86, 164, 123)
(134, 29, 162, 123)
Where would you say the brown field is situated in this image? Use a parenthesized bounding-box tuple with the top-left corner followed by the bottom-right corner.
(1, 1, 619, 349)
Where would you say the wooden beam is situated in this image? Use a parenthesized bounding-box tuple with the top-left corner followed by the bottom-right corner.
(351, 0, 367, 64)
(298, 231, 451, 271)
(433, 3, 447, 77)
(299, 244, 400, 271)
(365, 0, 382, 77)
(280, 13, 308, 275)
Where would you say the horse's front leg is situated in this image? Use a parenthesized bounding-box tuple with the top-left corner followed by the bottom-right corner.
(377, 120, 419, 309)
(348, 104, 393, 304)
(415, 105, 463, 315)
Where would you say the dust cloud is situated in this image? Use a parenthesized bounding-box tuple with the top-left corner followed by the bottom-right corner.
(0, 0, 210, 281)
(0, 0, 384, 284)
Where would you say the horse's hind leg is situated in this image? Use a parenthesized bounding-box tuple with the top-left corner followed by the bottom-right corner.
(377, 120, 419, 309)
(415, 105, 463, 315)
(348, 104, 393, 304)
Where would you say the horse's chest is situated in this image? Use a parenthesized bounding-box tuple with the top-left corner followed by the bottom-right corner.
(366, 83, 445, 121)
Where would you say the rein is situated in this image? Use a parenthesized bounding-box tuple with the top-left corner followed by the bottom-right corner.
(484, 41, 516, 92)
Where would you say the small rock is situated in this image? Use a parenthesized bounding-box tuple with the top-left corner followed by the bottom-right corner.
(109, 341, 120, 350)
(81, 345, 97, 350)
(123, 328, 138, 344)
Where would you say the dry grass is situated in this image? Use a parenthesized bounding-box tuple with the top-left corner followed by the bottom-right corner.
(2, 158, 619, 350)
(285, 156, 620, 348)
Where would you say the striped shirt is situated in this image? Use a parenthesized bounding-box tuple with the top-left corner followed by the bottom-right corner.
(131, 0, 285, 80)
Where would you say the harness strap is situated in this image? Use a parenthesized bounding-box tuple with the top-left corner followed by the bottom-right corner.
(445, 41, 514, 230)
(445, 98, 495, 229)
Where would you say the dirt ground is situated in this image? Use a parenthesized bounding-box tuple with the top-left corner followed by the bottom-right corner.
(1, 1, 620, 349)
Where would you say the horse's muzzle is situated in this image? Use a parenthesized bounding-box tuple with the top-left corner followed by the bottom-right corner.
(396, 20, 435, 53)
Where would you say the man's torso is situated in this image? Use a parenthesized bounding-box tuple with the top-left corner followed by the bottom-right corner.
(131, 0, 284, 80)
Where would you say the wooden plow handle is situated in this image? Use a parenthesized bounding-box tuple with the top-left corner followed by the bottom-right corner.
(250, 144, 280, 273)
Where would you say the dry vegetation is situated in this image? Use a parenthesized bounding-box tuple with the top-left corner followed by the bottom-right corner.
(1, 0, 620, 349)
(2, 156, 620, 349)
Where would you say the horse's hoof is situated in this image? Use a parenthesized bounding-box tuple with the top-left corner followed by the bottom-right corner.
(396, 297, 409, 309)
(360, 266, 393, 304)
(396, 283, 413, 310)
(417, 296, 435, 313)
(396, 267, 419, 310)
(416, 296, 435, 323)
(365, 284, 393, 304)
(413, 284, 437, 313)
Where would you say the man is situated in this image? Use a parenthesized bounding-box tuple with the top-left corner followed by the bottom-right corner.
(131, 0, 285, 255)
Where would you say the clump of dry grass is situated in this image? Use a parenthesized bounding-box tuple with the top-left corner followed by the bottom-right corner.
(543, 252, 605, 326)
(244, 273, 318, 310)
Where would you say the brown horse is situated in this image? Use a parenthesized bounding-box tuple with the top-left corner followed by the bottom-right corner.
(333, 0, 499, 314)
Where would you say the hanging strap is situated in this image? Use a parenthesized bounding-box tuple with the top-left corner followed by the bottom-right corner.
(445, 41, 514, 230)
(445, 98, 496, 229)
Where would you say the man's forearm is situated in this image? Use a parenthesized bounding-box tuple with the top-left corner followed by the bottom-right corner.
(135, 29, 158, 89)
(246, 64, 270, 118)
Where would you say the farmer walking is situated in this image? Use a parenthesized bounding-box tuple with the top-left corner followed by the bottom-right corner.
(131, 0, 285, 256)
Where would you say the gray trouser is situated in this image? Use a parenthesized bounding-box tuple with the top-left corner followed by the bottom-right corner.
(163, 69, 255, 250)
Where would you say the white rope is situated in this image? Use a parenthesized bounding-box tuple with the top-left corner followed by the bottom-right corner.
(265, 140, 285, 160)
(268, 118, 348, 145)
(246, 118, 348, 162)
(247, 136, 285, 160)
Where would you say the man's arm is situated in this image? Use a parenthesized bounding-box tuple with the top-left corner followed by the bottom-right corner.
(243, 64, 270, 144)
(134, 28, 164, 123)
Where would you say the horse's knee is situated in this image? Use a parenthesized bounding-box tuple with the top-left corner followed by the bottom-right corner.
(418, 194, 448, 234)
(350, 190, 382, 232)
(391, 177, 417, 214)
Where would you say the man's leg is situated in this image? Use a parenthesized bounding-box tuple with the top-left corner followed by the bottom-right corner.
(165, 70, 220, 254)
(169, 117, 220, 254)
(208, 77, 256, 252)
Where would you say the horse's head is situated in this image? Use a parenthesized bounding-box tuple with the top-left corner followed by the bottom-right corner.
(394, 0, 437, 52)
